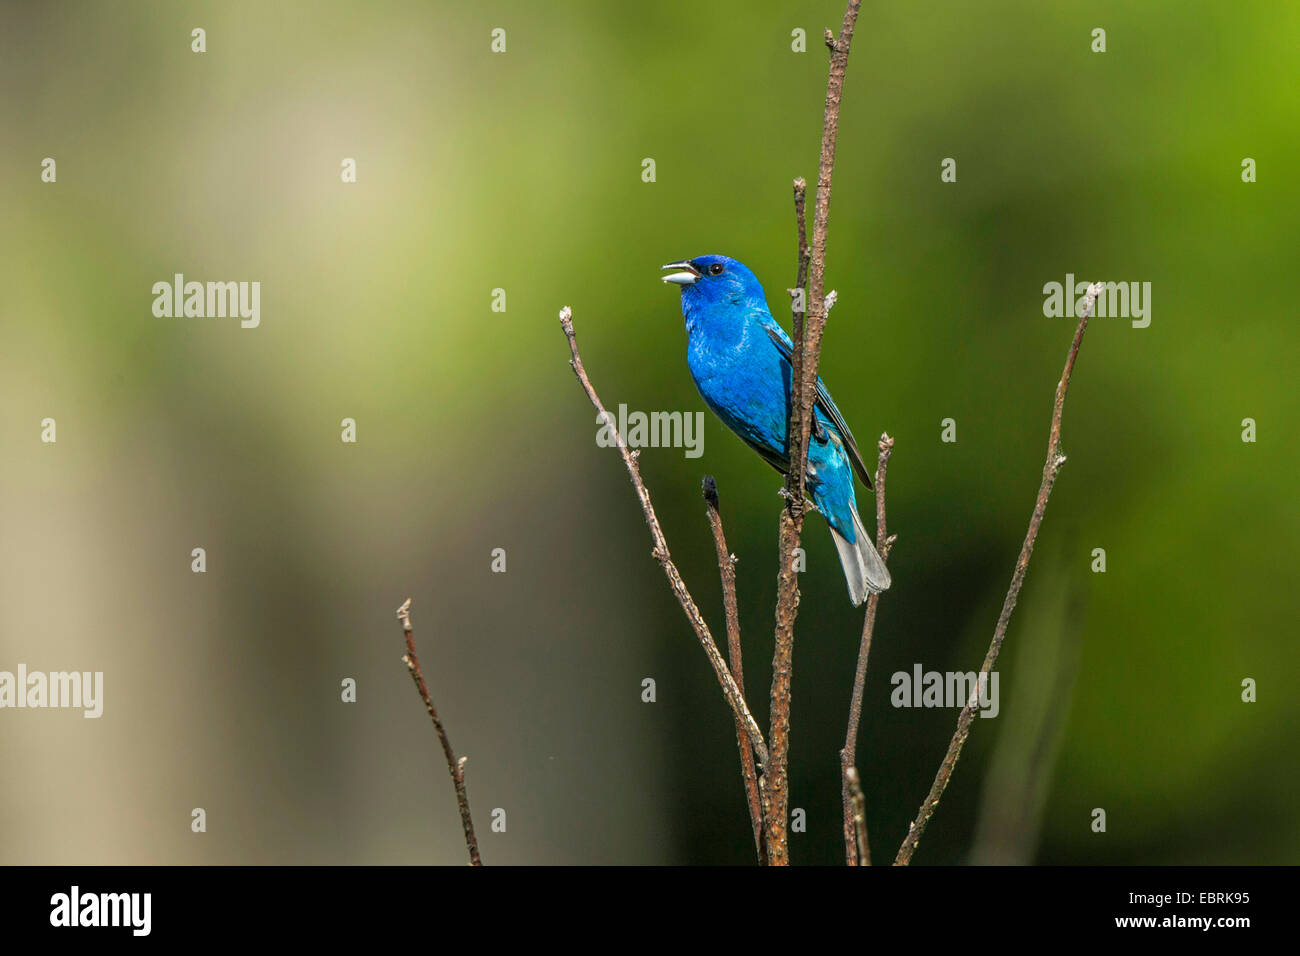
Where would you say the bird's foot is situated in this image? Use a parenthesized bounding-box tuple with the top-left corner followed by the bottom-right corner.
(777, 487, 819, 514)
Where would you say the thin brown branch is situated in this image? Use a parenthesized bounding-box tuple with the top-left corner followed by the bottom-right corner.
(765, 0, 863, 868)
(894, 282, 1102, 865)
(839, 433, 898, 865)
(845, 766, 869, 866)
(789, 176, 811, 335)
(703, 476, 766, 864)
(396, 598, 482, 866)
(559, 307, 770, 770)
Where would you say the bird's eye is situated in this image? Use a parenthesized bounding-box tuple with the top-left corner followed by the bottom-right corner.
(708, 262, 724, 276)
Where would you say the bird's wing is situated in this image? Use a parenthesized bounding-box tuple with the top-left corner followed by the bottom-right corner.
(762, 323, 874, 489)
(748, 435, 793, 477)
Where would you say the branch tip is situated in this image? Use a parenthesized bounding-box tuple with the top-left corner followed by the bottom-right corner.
(702, 474, 719, 508)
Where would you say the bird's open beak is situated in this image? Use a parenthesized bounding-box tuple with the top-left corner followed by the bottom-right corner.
(661, 260, 701, 285)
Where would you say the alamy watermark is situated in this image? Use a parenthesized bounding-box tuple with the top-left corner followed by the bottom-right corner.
(152, 273, 260, 328)
(0, 665, 103, 718)
(891, 665, 999, 718)
(597, 403, 705, 459)
(50, 886, 150, 936)
(1043, 273, 1151, 328)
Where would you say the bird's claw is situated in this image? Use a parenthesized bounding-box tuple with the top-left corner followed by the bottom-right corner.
(777, 486, 819, 513)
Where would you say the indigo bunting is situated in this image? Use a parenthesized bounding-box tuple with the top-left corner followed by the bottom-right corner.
(662, 255, 890, 605)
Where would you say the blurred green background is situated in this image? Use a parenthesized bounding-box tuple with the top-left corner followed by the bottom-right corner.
(2, 0, 1296, 865)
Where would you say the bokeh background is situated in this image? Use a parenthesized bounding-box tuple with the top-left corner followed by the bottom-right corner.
(2, 0, 1296, 865)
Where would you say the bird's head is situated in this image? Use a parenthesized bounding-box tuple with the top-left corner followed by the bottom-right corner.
(661, 255, 763, 310)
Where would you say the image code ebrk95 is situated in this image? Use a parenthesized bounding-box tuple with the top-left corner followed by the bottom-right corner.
(1, 0, 1291, 940)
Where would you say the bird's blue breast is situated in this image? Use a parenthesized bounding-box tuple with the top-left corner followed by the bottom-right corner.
(685, 305, 791, 459)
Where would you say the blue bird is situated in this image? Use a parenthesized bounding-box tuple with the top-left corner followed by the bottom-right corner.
(662, 254, 890, 605)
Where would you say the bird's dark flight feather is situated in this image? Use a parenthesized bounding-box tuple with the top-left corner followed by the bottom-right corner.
(763, 325, 874, 490)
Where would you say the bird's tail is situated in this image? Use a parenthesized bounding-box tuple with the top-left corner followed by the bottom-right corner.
(829, 504, 892, 606)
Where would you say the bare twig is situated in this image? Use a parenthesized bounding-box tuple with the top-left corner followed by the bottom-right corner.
(845, 766, 869, 866)
(703, 476, 766, 863)
(840, 434, 898, 865)
(788, 176, 811, 334)
(559, 307, 770, 769)
(396, 598, 482, 866)
(894, 282, 1102, 865)
(766, 0, 863, 868)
